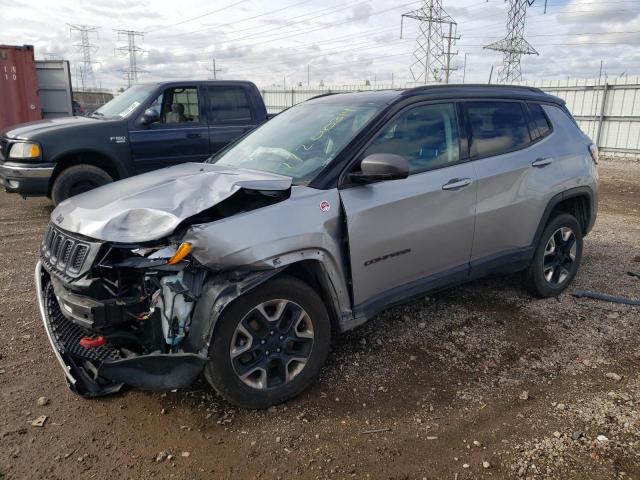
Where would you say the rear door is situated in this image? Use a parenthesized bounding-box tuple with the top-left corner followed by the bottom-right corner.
(465, 100, 567, 271)
(339, 102, 477, 308)
(204, 85, 257, 155)
(129, 85, 210, 173)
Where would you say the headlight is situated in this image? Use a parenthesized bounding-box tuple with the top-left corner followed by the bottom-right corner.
(9, 142, 41, 160)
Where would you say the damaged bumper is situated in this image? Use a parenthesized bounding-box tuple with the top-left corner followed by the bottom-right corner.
(35, 261, 207, 397)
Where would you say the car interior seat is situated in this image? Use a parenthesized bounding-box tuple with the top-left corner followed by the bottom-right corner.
(166, 103, 186, 123)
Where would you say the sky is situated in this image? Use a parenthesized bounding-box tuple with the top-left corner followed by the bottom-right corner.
(0, 0, 639, 91)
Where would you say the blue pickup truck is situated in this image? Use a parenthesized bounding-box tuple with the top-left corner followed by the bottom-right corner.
(0, 80, 269, 204)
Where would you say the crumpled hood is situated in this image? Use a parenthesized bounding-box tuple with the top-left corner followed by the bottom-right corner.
(51, 163, 292, 243)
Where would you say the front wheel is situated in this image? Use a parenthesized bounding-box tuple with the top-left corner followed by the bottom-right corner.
(51, 164, 113, 205)
(204, 275, 331, 408)
(526, 213, 583, 297)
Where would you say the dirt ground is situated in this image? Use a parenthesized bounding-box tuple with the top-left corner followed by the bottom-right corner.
(1, 158, 639, 480)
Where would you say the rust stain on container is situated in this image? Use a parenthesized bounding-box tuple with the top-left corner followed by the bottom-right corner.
(0, 44, 42, 131)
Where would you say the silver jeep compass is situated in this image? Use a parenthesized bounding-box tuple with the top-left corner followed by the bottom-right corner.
(36, 85, 598, 408)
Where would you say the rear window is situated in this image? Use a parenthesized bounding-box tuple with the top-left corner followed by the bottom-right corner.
(206, 87, 252, 123)
(466, 101, 531, 158)
(527, 103, 552, 139)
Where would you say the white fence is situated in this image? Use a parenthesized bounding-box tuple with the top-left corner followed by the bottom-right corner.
(259, 77, 640, 158)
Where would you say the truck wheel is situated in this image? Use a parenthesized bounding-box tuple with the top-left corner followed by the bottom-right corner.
(204, 275, 331, 408)
(526, 213, 583, 297)
(51, 165, 113, 205)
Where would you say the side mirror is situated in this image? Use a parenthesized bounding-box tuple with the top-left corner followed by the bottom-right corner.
(349, 153, 409, 184)
(140, 108, 160, 125)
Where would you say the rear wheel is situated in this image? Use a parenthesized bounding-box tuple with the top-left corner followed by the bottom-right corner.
(204, 275, 331, 408)
(51, 164, 113, 205)
(526, 213, 583, 297)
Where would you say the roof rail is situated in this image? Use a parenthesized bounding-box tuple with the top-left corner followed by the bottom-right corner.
(400, 83, 545, 96)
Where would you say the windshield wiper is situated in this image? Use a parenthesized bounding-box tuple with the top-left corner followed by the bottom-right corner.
(90, 111, 105, 118)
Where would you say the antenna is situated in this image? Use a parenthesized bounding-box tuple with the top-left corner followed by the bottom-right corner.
(401, 0, 458, 84)
(115, 30, 145, 87)
(68, 24, 100, 90)
(483, 0, 540, 83)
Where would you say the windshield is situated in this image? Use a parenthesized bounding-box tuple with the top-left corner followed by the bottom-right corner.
(94, 84, 156, 118)
(211, 102, 380, 183)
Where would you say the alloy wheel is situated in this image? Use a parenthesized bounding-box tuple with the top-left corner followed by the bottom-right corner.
(542, 226, 577, 285)
(230, 299, 314, 390)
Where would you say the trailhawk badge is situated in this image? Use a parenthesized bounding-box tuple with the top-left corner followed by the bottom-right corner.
(320, 200, 330, 212)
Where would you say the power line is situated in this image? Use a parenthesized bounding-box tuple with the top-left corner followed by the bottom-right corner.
(115, 30, 145, 87)
(68, 24, 100, 90)
(147, 0, 251, 33)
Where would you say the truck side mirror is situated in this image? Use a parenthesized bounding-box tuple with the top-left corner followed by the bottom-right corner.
(349, 153, 409, 184)
(141, 108, 160, 125)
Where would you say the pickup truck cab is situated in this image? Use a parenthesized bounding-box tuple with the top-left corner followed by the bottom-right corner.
(0, 80, 268, 204)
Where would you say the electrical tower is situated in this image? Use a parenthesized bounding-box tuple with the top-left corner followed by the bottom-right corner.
(401, 0, 458, 84)
(68, 24, 100, 90)
(483, 0, 539, 83)
(115, 30, 145, 87)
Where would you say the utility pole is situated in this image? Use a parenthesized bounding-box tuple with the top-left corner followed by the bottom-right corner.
(115, 30, 145, 87)
(401, 0, 457, 84)
(68, 24, 100, 91)
(208, 58, 223, 79)
(307, 64, 310, 86)
(462, 52, 468, 83)
(443, 22, 460, 83)
(483, 0, 542, 83)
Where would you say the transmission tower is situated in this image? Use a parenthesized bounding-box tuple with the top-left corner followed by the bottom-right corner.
(68, 24, 100, 90)
(115, 30, 145, 87)
(483, 0, 539, 83)
(401, 0, 457, 84)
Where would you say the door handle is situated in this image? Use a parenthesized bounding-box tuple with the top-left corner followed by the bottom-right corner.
(442, 178, 472, 190)
(186, 133, 202, 138)
(532, 157, 553, 168)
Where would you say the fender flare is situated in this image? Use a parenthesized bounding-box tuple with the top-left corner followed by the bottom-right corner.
(184, 256, 351, 355)
(532, 186, 595, 248)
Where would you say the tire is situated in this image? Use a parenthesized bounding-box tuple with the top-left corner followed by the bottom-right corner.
(51, 165, 113, 206)
(204, 275, 331, 408)
(526, 213, 583, 297)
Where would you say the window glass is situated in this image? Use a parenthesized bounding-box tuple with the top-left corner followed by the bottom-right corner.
(467, 101, 531, 158)
(170, 88, 199, 123)
(93, 84, 155, 118)
(206, 87, 253, 123)
(363, 103, 460, 173)
(148, 87, 200, 124)
(212, 103, 379, 182)
(527, 103, 552, 138)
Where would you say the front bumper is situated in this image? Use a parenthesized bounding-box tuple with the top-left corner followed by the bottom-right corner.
(0, 162, 53, 196)
(35, 262, 207, 397)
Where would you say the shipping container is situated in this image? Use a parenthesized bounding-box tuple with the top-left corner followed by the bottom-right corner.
(36, 60, 73, 118)
(0, 45, 42, 130)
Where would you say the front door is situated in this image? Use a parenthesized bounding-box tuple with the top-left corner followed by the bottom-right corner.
(339, 102, 477, 309)
(129, 85, 210, 173)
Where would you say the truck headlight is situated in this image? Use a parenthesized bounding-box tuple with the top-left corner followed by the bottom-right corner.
(9, 142, 41, 160)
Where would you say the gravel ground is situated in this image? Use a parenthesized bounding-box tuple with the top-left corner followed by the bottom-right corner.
(0, 158, 639, 480)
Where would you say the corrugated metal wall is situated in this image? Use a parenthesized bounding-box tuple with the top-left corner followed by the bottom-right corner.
(259, 78, 640, 158)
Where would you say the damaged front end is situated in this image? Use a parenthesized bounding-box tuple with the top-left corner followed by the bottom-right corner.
(35, 223, 210, 397)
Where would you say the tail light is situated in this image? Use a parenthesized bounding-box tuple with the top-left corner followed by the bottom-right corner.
(588, 143, 599, 165)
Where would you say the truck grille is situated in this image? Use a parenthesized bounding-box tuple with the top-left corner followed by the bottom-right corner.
(0, 138, 8, 162)
(41, 224, 97, 278)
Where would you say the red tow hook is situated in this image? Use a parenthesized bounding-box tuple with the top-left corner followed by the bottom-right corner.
(79, 335, 106, 349)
